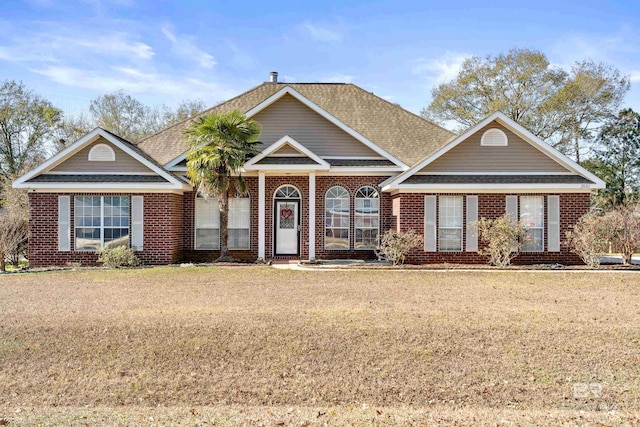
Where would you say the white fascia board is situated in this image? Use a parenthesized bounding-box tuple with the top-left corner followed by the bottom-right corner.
(244, 135, 330, 170)
(244, 164, 330, 171)
(326, 167, 403, 173)
(29, 188, 186, 194)
(385, 111, 606, 189)
(164, 153, 187, 170)
(244, 86, 408, 170)
(13, 128, 189, 190)
(18, 182, 180, 190)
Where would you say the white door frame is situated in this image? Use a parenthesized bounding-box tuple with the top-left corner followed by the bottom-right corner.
(272, 185, 302, 257)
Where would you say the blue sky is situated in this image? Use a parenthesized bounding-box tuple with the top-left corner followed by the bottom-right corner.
(1, 0, 639, 120)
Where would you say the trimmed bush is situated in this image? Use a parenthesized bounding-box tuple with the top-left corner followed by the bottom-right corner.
(476, 214, 531, 267)
(376, 229, 423, 266)
(98, 246, 140, 269)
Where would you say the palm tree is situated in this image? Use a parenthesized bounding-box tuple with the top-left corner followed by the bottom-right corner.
(184, 110, 261, 261)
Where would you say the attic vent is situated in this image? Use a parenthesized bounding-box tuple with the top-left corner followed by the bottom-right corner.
(88, 143, 116, 161)
(481, 128, 508, 146)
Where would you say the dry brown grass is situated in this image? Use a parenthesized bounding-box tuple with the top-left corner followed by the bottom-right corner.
(0, 266, 639, 425)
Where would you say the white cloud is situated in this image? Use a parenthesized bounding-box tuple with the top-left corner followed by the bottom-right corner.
(413, 52, 471, 86)
(301, 20, 342, 42)
(161, 24, 216, 69)
(630, 71, 640, 82)
(75, 33, 154, 59)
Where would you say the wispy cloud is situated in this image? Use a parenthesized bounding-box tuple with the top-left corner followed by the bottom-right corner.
(161, 24, 216, 68)
(412, 52, 471, 86)
(629, 71, 640, 82)
(300, 20, 343, 42)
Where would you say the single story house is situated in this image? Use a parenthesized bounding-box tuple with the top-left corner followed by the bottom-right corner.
(14, 72, 605, 266)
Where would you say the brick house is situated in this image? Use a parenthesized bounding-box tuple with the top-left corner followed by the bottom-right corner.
(14, 74, 604, 266)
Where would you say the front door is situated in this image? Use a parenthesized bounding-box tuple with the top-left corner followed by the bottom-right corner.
(275, 200, 299, 255)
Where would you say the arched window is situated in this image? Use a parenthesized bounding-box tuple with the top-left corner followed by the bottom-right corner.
(325, 186, 349, 249)
(355, 186, 379, 249)
(88, 143, 116, 161)
(275, 185, 301, 199)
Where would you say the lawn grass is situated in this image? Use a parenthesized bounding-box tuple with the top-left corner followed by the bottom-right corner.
(0, 266, 639, 425)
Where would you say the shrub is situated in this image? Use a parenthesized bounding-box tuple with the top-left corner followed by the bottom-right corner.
(602, 203, 640, 265)
(98, 246, 140, 269)
(376, 229, 423, 265)
(566, 213, 609, 268)
(0, 213, 28, 272)
(476, 214, 531, 267)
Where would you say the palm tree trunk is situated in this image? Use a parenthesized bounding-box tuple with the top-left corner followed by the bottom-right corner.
(217, 192, 231, 262)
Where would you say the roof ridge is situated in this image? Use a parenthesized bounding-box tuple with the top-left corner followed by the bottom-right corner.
(347, 84, 456, 137)
(137, 82, 271, 146)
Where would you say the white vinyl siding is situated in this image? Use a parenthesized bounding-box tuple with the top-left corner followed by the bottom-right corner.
(354, 186, 379, 249)
(325, 186, 350, 250)
(547, 196, 560, 252)
(466, 195, 478, 252)
(58, 196, 70, 251)
(521, 196, 544, 252)
(228, 198, 250, 249)
(438, 196, 463, 252)
(424, 195, 437, 252)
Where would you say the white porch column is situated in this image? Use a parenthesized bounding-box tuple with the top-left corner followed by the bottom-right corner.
(258, 172, 266, 260)
(308, 171, 316, 261)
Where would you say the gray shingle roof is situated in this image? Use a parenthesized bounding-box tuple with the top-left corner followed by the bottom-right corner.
(137, 83, 455, 167)
(255, 157, 320, 165)
(403, 175, 594, 184)
(28, 174, 169, 183)
(326, 159, 396, 167)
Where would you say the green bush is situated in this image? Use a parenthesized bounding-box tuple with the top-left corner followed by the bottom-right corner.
(376, 229, 423, 266)
(98, 246, 140, 269)
(476, 214, 531, 267)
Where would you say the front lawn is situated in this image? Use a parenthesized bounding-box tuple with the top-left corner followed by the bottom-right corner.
(0, 267, 638, 425)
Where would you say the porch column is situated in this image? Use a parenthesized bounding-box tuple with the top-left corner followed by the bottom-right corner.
(258, 172, 266, 260)
(308, 171, 316, 260)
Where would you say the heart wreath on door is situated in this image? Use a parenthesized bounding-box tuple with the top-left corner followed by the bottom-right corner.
(281, 208, 293, 220)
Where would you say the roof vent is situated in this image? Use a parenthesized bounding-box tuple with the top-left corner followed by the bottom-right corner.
(88, 143, 116, 161)
(269, 71, 278, 83)
(481, 128, 508, 146)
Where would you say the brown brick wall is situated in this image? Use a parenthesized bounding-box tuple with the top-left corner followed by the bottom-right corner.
(28, 192, 183, 267)
(396, 192, 590, 265)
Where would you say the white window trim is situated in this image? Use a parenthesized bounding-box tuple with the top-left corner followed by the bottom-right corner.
(88, 143, 116, 161)
(74, 196, 130, 252)
(354, 186, 379, 250)
(194, 195, 251, 251)
(520, 195, 544, 253)
(438, 196, 463, 252)
(324, 186, 350, 250)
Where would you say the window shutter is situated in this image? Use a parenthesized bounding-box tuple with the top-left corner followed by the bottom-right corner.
(131, 196, 144, 250)
(58, 196, 70, 251)
(547, 195, 560, 252)
(506, 195, 518, 222)
(424, 195, 437, 252)
(466, 195, 478, 252)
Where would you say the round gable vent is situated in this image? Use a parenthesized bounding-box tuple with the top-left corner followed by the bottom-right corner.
(88, 143, 116, 161)
(481, 128, 508, 146)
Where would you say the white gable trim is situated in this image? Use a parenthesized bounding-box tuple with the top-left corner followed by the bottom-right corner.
(383, 111, 606, 190)
(13, 128, 191, 190)
(244, 135, 330, 171)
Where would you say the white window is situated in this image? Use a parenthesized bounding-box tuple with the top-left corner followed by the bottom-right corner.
(438, 196, 463, 251)
(228, 197, 250, 249)
(520, 196, 544, 252)
(195, 196, 250, 250)
(74, 196, 130, 251)
(480, 128, 508, 146)
(195, 197, 220, 250)
(354, 186, 379, 249)
(325, 186, 350, 249)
